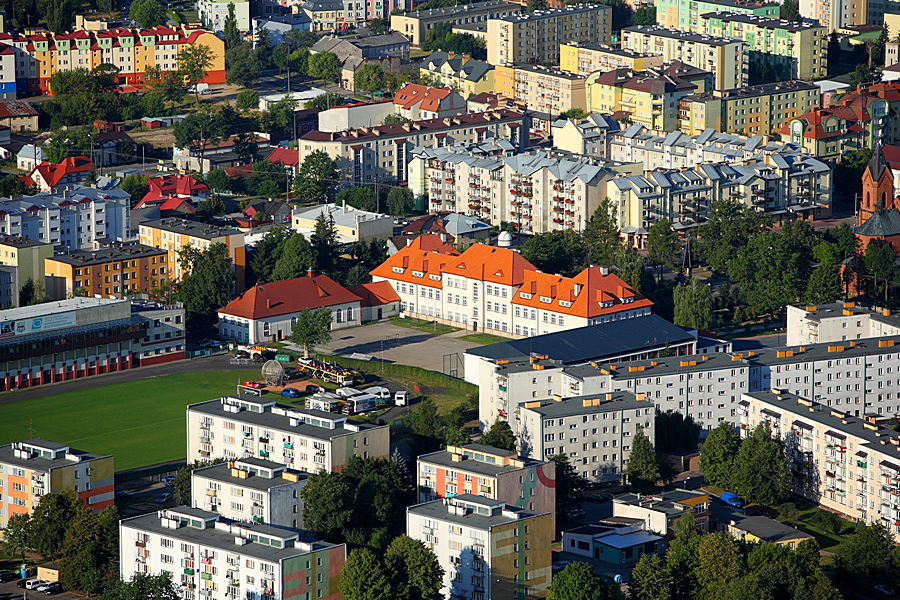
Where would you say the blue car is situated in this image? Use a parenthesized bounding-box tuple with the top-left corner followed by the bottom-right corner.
(282, 388, 301, 398)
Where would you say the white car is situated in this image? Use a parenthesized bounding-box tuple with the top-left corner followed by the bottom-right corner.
(25, 579, 48, 590)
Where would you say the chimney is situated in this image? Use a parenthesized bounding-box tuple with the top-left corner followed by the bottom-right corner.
(266, 299, 271, 309)
(406, 238, 412, 247)
(600, 265, 609, 276)
(574, 283, 582, 297)
(440, 233, 447, 242)
(308, 267, 315, 278)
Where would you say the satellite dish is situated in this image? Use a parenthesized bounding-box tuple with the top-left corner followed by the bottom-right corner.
(262, 360, 285, 386)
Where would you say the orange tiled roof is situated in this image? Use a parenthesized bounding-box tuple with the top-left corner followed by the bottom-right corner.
(393, 84, 452, 111)
(511, 266, 652, 318)
(219, 274, 362, 319)
(441, 244, 535, 287)
(369, 235, 460, 288)
(31, 156, 92, 188)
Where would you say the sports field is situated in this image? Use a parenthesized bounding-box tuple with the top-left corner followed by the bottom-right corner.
(0, 369, 259, 472)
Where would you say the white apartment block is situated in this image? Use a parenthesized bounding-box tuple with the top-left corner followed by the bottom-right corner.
(517, 392, 655, 483)
(0, 186, 130, 251)
(191, 458, 308, 530)
(741, 390, 900, 531)
(120, 507, 345, 600)
(407, 494, 552, 600)
(186, 395, 390, 473)
(370, 238, 652, 337)
(787, 302, 900, 346)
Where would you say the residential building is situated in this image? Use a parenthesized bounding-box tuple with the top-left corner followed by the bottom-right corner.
(0, 237, 53, 294)
(318, 100, 395, 132)
(16, 144, 44, 170)
(515, 391, 655, 482)
(346, 281, 401, 323)
(173, 132, 272, 173)
(393, 84, 466, 121)
(800, 0, 867, 32)
(28, 156, 93, 192)
(242, 199, 293, 226)
(302, 0, 346, 32)
(467, 91, 529, 114)
(292, 203, 393, 242)
(370, 239, 652, 334)
(786, 302, 900, 346)
(487, 4, 612, 66)
(135, 174, 209, 209)
(298, 109, 529, 186)
(0, 186, 130, 251)
(494, 64, 586, 131)
(700, 13, 827, 80)
(406, 495, 552, 600)
(0, 264, 16, 308)
(417, 444, 556, 530)
(0, 101, 38, 131)
(217, 274, 399, 342)
(391, 0, 522, 46)
(191, 458, 308, 529)
(655, 0, 779, 31)
(613, 489, 711, 534)
(401, 213, 493, 246)
(44, 244, 169, 300)
(739, 389, 900, 529)
(251, 14, 312, 45)
(138, 219, 246, 293)
(0, 438, 114, 528)
(560, 42, 665, 76)
(133, 300, 186, 366)
(420, 52, 494, 98)
(621, 26, 748, 91)
(0, 46, 16, 98)
(550, 114, 620, 157)
(311, 32, 410, 62)
(198, 0, 251, 31)
(186, 394, 391, 472)
(677, 81, 820, 136)
(119, 507, 346, 600)
(561, 521, 665, 565)
(710, 498, 814, 546)
(0, 25, 225, 96)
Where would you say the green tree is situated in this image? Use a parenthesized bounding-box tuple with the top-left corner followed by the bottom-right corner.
(300, 469, 353, 536)
(479, 418, 517, 451)
(99, 572, 180, 600)
(836, 521, 895, 578)
(386, 186, 414, 216)
(44, 127, 96, 164)
(29, 487, 81, 558)
(172, 458, 225, 505)
(666, 514, 701, 600)
(804, 263, 842, 304)
(251, 227, 294, 284)
(733, 422, 788, 505)
(180, 43, 213, 105)
(294, 150, 339, 203)
(835, 148, 874, 198)
(673, 279, 713, 330)
(290, 307, 334, 356)
(120, 173, 149, 207)
(355, 63, 386, 93)
(308, 51, 342, 83)
(144, 64, 185, 105)
(129, 0, 166, 28)
(45, 0, 74, 33)
(780, 0, 802, 22)
(227, 42, 261, 88)
(59, 504, 108, 595)
(525, 0, 548, 11)
(270, 232, 313, 281)
(655, 410, 700, 454)
(19, 277, 51, 307)
(2, 513, 31, 560)
(559, 108, 587, 119)
(384, 535, 445, 600)
(700, 421, 740, 490)
(582, 198, 622, 268)
(383, 113, 411, 125)
(697, 531, 744, 599)
(627, 426, 660, 494)
(223, 2, 241, 50)
(864, 241, 896, 301)
(647, 217, 679, 279)
(340, 548, 392, 600)
(237, 89, 260, 111)
(205, 169, 231, 192)
(548, 561, 613, 600)
(199, 195, 227, 218)
(310, 212, 341, 276)
(369, 17, 390, 34)
(697, 199, 771, 275)
(848, 63, 879, 88)
(629, 553, 671, 600)
(633, 5, 656, 25)
(601, 0, 633, 30)
(337, 186, 377, 212)
(552, 454, 586, 514)
(176, 243, 235, 334)
(521, 229, 585, 275)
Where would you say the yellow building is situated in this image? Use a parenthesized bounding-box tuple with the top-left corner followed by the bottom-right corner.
(420, 51, 494, 98)
(587, 66, 700, 131)
(495, 64, 586, 126)
(802, 0, 868, 32)
(560, 42, 664, 76)
(391, 0, 521, 46)
(0, 237, 53, 294)
(44, 244, 169, 301)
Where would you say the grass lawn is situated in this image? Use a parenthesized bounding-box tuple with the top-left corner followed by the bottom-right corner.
(0, 369, 260, 472)
(389, 316, 460, 335)
(377, 372, 470, 416)
(458, 333, 510, 345)
(777, 502, 855, 552)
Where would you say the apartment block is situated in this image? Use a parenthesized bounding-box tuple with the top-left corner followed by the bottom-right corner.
(191, 458, 308, 529)
(138, 219, 246, 293)
(198, 0, 251, 31)
(0, 264, 16, 308)
(613, 489, 711, 533)
(487, 4, 612, 66)
(801, 0, 867, 31)
(678, 81, 820, 136)
(407, 495, 552, 600)
(44, 244, 169, 300)
(186, 395, 390, 473)
(120, 507, 345, 600)
(391, 0, 522, 46)
(740, 390, 900, 531)
(516, 392, 655, 483)
(0, 186, 130, 251)
(298, 110, 529, 187)
(562, 520, 665, 565)
(409, 144, 631, 234)
(700, 13, 827, 80)
(494, 64, 586, 130)
(0, 237, 53, 294)
(787, 302, 900, 346)
(417, 444, 556, 530)
(655, 0, 779, 31)
(370, 238, 652, 336)
(560, 42, 664, 76)
(550, 114, 620, 157)
(0, 438, 114, 528)
(621, 26, 748, 91)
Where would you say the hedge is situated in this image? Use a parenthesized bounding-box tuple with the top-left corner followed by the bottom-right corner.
(314, 352, 477, 395)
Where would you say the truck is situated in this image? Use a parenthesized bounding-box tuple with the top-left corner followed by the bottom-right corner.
(721, 492, 742, 507)
(342, 394, 378, 415)
(296, 358, 354, 386)
(306, 395, 343, 413)
(188, 83, 211, 94)
(275, 354, 293, 362)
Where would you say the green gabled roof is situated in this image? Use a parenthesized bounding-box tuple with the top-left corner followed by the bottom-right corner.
(856, 207, 900, 238)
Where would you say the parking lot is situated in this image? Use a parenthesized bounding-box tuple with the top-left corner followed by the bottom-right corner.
(0, 578, 78, 600)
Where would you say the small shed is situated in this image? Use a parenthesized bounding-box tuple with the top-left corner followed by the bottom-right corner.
(38, 563, 60, 582)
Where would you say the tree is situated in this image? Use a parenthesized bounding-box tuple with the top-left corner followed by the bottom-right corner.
(666, 514, 701, 600)
(179, 43, 213, 105)
(310, 212, 341, 276)
(629, 553, 671, 600)
(176, 243, 235, 334)
(270, 232, 313, 281)
(673, 280, 713, 331)
(205, 169, 231, 193)
(29, 487, 81, 558)
(99, 572, 180, 600)
(548, 562, 613, 600)
(227, 42, 261, 88)
(848, 63, 879, 88)
(383, 114, 411, 125)
(525, 0, 548, 11)
(290, 307, 334, 356)
(582, 198, 622, 268)
(120, 173, 149, 207)
(633, 5, 655, 25)
(19, 277, 51, 307)
(697, 199, 771, 275)
(355, 63, 386, 93)
(249, 227, 293, 284)
(697, 531, 744, 598)
(699, 421, 740, 490)
(337, 186, 377, 212)
(864, 241, 896, 301)
(300, 470, 353, 536)
(198, 195, 227, 218)
(172, 459, 225, 505)
(552, 453, 586, 514)
(223, 3, 241, 50)
(479, 418, 517, 451)
(173, 106, 230, 166)
(559, 108, 587, 119)
(836, 522, 895, 578)
(294, 150, 339, 203)
(233, 131, 258, 164)
(655, 410, 700, 454)
(781, 0, 802, 22)
(835, 148, 874, 198)
(236, 89, 260, 111)
(871, 22, 889, 66)
(340, 548, 392, 600)
(601, 0, 633, 31)
(521, 230, 585, 276)
(386, 186, 414, 216)
(384, 535, 444, 600)
(308, 51, 342, 83)
(129, 0, 166, 28)
(804, 264, 842, 304)
(647, 217, 678, 279)
(627, 426, 660, 494)
(44, 127, 96, 164)
(732, 422, 789, 505)
(2, 513, 31, 560)
(369, 17, 390, 34)
(59, 504, 108, 595)
(45, 0, 74, 33)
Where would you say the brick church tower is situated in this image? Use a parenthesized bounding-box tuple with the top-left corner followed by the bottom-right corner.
(859, 145, 900, 226)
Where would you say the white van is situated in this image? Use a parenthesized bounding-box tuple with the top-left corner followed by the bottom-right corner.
(336, 387, 363, 399)
(26, 579, 48, 590)
(394, 390, 409, 406)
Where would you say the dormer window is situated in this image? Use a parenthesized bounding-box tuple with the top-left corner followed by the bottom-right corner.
(412, 270, 424, 277)
(540, 296, 551, 304)
(559, 300, 571, 308)
(620, 296, 634, 304)
(520, 292, 532, 299)
(430, 274, 441, 281)
(392, 266, 404, 274)
(600, 300, 613, 309)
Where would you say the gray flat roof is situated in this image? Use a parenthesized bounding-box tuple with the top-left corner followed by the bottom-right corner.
(710, 499, 813, 543)
(623, 25, 744, 46)
(408, 498, 544, 530)
(0, 444, 108, 472)
(49, 244, 167, 267)
(418, 448, 546, 477)
(519, 391, 650, 418)
(19, 438, 69, 451)
(193, 463, 307, 492)
(0, 297, 125, 325)
(496, 3, 609, 22)
(141, 218, 243, 240)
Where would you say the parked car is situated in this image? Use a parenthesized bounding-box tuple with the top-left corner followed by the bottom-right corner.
(242, 381, 262, 389)
(43, 583, 62, 595)
(25, 579, 48, 590)
(306, 384, 325, 394)
(154, 493, 172, 504)
(875, 585, 896, 596)
(552, 561, 571, 574)
(16, 579, 28, 588)
(282, 388, 301, 398)
(0, 570, 17, 582)
(565, 509, 585, 519)
(162, 475, 175, 486)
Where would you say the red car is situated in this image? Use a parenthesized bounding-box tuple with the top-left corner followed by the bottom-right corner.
(242, 381, 262, 389)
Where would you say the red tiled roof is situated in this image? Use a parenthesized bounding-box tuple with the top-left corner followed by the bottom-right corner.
(346, 281, 401, 307)
(267, 147, 300, 168)
(0, 100, 38, 120)
(442, 244, 536, 287)
(31, 156, 92, 188)
(219, 274, 363, 319)
(511, 266, 652, 318)
(369, 235, 460, 288)
(393, 84, 452, 111)
(146, 174, 209, 198)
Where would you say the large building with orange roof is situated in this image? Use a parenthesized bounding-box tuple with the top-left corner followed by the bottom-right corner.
(0, 24, 224, 96)
(370, 237, 652, 337)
